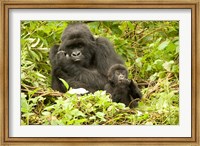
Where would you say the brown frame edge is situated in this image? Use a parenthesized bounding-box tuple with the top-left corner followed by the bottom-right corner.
(1, 0, 199, 145)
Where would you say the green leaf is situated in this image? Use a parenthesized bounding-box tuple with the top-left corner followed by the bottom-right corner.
(59, 78, 69, 90)
(135, 57, 142, 67)
(31, 38, 40, 48)
(96, 112, 106, 121)
(89, 116, 96, 120)
(44, 105, 55, 111)
(146, 65, 152, 71)
(166, 42, 176, 52)
(158, 40, 170, 50)
(22, 113, 35, 117)
(172, 65, 179, 73)
(21, 93, 29, 113)
(42, 111, 51, 116)
(163, 61, 174, 72)
(71, 109, 85, 118)
(111, 25, 122, 35)
(149, 73, 158, 81)
(127, 21, 135, 30)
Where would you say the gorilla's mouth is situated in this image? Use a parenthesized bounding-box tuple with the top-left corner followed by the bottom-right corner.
(72, 55, 85, 62)
(74, 58, 81, 61)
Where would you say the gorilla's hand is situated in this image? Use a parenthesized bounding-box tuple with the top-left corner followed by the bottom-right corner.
(56, 50, 71, 65)
(118, 78, 131, 85)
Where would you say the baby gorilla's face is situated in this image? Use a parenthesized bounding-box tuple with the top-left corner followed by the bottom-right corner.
(107, 64, 129, 85)
(114, 70, 127, 83)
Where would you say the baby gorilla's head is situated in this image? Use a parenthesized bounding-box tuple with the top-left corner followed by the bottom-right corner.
(107, 64, 128, 85)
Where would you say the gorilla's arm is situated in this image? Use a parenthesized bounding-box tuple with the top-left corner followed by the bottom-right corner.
(129, 80, 142, 100)
(49, 45, 59, 67)
(49, 45, 68, 92)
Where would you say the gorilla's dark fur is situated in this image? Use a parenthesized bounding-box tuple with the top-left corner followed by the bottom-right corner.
(104, 64, 142, 108)
(49, 23, 124, 93)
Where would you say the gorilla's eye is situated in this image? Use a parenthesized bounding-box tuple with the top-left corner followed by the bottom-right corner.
(67, 46, 76, 50)
(115, 71, 120, 76)
(121, 70, 126, 75)
(77, 43, 83, 48)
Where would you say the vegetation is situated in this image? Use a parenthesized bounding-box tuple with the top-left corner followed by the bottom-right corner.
(21, 21, 179, 125)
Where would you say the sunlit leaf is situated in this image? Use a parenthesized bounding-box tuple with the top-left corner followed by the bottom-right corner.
(158, 40, 170, 50)
(59, 78, 69, 90)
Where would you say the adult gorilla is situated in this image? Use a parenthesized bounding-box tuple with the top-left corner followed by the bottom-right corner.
(49, 23, 124, 93)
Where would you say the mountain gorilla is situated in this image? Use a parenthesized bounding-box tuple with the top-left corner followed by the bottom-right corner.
(104, 64, 142, 108)
(49, 23, 124, 93)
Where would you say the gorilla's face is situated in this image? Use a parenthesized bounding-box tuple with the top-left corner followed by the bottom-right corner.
(111, 69, 128, 85)
(58, 24, 96, 67)
(60, 39, 85, 62)
(108, 64, 128, 85)
(114, 69, 128, 83)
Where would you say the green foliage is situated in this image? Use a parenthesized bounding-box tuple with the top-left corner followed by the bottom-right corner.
(40, 91, 135, 125)
(59, 78, 69, 90)
(21, 21, 69, 88)
(21, 21, 179, 125)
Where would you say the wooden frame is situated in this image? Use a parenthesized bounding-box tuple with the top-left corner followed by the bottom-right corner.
(0, 0, 199, 145)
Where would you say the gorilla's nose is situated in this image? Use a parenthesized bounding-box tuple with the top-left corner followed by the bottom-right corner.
(72, 50, 81, 57)
(119, 74, 124, 79)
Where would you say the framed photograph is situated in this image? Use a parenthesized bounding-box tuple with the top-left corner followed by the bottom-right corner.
(1, 0, 199, 145)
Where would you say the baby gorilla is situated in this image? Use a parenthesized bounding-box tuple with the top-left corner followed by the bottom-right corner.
(104, 64, 142, 108)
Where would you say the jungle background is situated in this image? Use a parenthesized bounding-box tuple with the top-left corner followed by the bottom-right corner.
(21, 21, 179, 125)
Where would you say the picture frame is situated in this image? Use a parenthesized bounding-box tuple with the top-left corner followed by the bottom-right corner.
(0, 0, 199, 145)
